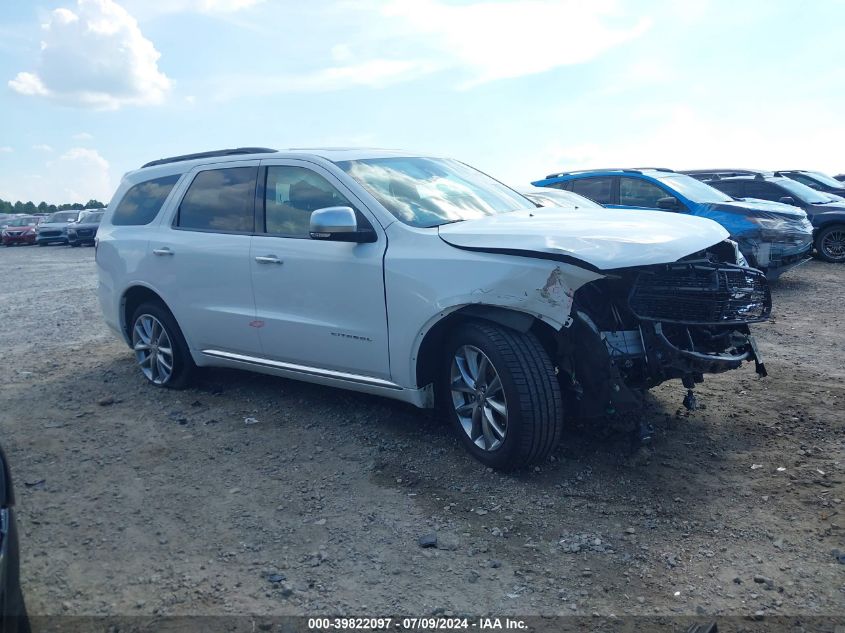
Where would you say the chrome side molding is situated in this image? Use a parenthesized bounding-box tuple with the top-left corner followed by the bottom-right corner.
(201, 349, 402, 390)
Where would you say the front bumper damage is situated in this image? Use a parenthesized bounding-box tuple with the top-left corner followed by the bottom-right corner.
(732, 218, 814, 280)
(558, 260, 771, 417)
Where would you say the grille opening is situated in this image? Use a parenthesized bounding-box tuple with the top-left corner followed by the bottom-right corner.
(629, 264, 771, 325)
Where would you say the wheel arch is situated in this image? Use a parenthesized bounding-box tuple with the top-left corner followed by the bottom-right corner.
(120, 284, 171, 345)
(414, 304, 561, 391)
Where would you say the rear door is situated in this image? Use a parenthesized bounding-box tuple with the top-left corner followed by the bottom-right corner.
(249, 159, 391, 379)
(150, 161, 262, 355)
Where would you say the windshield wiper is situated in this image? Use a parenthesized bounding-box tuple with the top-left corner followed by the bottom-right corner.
(435, 219, 467, 227)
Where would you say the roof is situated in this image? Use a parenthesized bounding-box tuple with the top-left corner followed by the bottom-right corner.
(127, 147, 435, 183)
(542, 167, 675, 180)
(140, 147, 426, 169)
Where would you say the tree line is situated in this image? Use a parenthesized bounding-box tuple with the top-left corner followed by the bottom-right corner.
(0, 198, 106, 215)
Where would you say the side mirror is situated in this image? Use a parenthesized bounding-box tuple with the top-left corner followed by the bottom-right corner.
(778, 196, 796, 206)
(309, 206, 376, 243)
(656, 196, 681, 211)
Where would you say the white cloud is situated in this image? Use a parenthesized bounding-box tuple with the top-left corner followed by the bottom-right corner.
(0, 148, 112, 204)
(207, 0, 650, 100)
(33, 144, 54, 152)
(8, 0, 171, 109)
(212, 58, 436, 100)
(72, 132, 94, 141)
(120, 0, 263, 18)
(0, 147, 13, 154)
(379, 0, 651, 86)
(195, 0, 264, 12)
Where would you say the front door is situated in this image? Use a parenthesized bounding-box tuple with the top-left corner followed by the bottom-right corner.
(250, 159, 391, 380)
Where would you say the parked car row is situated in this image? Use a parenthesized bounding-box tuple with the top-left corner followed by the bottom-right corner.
(1, 210, 103, 247)
(4, 148, 840, 471)
(531, 166, 845, 269)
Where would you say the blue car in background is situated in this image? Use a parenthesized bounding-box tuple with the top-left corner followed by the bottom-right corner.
(531, 168, 813, 279)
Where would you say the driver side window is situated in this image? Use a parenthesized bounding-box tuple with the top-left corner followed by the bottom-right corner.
(619, 177, 675, 208)
(264, 166, 355, 237)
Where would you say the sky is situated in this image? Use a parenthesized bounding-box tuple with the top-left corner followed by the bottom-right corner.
(0, 0, 844, 204)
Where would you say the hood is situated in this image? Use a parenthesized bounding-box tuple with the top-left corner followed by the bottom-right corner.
(69, 222, 100, 230)
(809, 200, 845, 212)
(437, 207, 729, 271)
(807, 200, 845, 223)
(722, 198, 807, 218)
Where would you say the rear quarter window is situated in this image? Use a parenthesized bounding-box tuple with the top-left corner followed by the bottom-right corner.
(111, 174, 182, 226)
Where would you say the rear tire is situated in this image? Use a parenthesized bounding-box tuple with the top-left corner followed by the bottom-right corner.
(130, 302, 195, 389)
(438, 321, 564, 471)
(816, 224, 845, 263)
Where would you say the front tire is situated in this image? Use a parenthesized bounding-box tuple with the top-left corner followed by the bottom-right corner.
(130, 302, 195, 389)
(816, 224, 845, 263)
(439, 322, 564, 471)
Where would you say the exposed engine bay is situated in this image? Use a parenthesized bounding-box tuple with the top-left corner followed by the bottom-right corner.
(555, 241, 771, 418)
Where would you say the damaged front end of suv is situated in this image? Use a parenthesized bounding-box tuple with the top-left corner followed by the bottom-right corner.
(557, 241, 771, 420)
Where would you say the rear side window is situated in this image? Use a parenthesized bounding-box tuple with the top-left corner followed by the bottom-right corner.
(571, 177, 613, 204)
(177, 167, 257, 233)
(112, 174, 181, 226)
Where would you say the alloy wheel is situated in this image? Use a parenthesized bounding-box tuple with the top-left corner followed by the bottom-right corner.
(821, 229, 845, 260)
(132, 314, 174, 385)
(450, 345, 508, 451)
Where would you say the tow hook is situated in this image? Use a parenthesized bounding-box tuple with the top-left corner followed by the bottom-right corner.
(682, 374, 700, 411)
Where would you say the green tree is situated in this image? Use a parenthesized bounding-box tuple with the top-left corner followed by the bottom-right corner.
(84, 199, 105, 209)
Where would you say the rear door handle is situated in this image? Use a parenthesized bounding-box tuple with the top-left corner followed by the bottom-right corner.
(153, 247, 173, 256)
(255, 255, 283, 265)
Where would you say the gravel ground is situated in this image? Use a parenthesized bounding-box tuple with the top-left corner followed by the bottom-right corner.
(0, 245, 842, 626)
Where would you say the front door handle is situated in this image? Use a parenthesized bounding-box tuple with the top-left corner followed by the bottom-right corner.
(153, 247, 173, 256)
(255, 255, 283, 265)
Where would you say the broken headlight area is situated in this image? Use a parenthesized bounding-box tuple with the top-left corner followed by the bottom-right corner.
(557, 262, 771, 417)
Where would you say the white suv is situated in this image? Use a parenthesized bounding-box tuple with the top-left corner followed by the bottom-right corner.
(97, 148, 771, 470)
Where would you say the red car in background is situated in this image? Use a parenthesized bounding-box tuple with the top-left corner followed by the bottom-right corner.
(1, 216, 41, 246)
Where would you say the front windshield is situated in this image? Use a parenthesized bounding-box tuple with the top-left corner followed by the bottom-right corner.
(336, 157, 533, 228)
(6, 216, 38, 227)
(79, 212, 104, 224)
(48, 211, 79, 223)
(802, 171, 844, 189)
(659, 174, 734, 203)
(521, 188, 603, 209)
(776, 178, 831, 204)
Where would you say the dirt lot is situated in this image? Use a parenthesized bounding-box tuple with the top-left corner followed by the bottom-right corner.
(0, 246, 842, 624)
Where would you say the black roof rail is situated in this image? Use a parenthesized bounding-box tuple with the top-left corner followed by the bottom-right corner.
(543, 168, 646, 179)
(141, 147, 278, 169)
(681, 168, 770, 176)
(631, 167, 675, 172)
